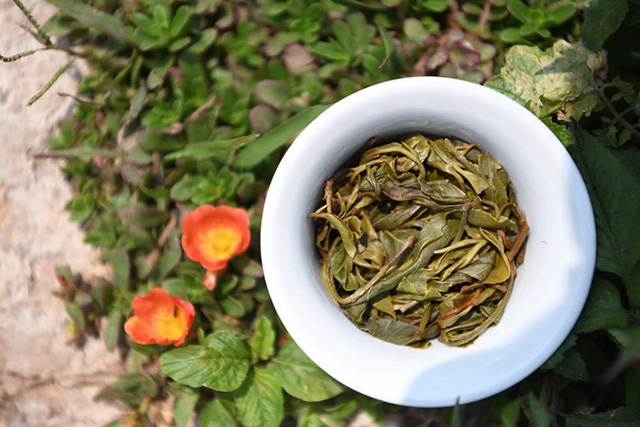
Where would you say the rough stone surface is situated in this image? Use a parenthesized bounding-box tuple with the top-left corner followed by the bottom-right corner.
(0, 1, 123, 425)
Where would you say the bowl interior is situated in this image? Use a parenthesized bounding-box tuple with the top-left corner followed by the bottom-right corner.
(261, 77, 595, 407)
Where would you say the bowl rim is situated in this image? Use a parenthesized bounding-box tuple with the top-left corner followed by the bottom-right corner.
(260, 76, 596, 407)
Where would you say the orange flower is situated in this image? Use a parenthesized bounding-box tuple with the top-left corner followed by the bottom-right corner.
(124, 288, 194, 346)
(181, 205, 251, 271)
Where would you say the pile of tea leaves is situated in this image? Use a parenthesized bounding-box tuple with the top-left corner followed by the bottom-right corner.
(310, 134, 529, 347)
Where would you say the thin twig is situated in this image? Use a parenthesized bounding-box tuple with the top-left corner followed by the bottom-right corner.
(27, 57, 76, 106)
(478, 1, 492, 31)
(0, 48, 48, 62)
(591, 72, 640, 142)
(12, 0, 51, 45)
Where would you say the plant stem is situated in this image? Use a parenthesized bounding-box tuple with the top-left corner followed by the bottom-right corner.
(591, 72, 640, 142)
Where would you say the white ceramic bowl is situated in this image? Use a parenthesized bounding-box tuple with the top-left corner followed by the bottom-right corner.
(261, 77, 596, 407)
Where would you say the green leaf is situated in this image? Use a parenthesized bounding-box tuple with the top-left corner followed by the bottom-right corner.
(65, 301, 85, 332)
(582, 0, 629, 51)
(507, 0, 531, 23)
(169, 6, 192, 38)
(271, 340, 343, 402)
(501, 399, 521, 427)
(610, 326, 640, 359)
(234, 105, 328, 170)
(199, 398, 236, 427)
(526, 393, 551, 427)
(554, 349, 589, 382)
(105, 308, 122, 352)
(544, 334, 577, 370)
(118, 207, 169, 228)
(173, 391, 199, 427)
(565, 408, 640, 426)
(250, 316, 276, 363)
(542, 117, 575, 147)
(568, 125, 640, 304)
(576, 278, 629, 333)
(160, 332, 251, 391)
(256, 80, 291, 110)
(220, 294, 255, 318)
(49, 0, 128, 40)
(96, 373, 157, 409)
(485, 41, 606, 118)
(546, 2, 577, 26)
(376, 22, 394, 68)
(234, 368, 284, 427)
(107, 249, 130, 291)
(188, 28, 218, 54)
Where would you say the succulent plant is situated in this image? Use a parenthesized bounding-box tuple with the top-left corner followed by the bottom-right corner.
(405, 28, 497, 84)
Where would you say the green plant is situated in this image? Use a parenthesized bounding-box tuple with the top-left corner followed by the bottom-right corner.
(2, 0, 640, 425)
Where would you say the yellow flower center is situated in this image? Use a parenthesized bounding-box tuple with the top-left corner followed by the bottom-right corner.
(199, 227, 241, 260)
(153, 305, 187, 340)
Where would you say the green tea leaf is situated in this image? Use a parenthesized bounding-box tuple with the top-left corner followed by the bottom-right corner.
(576, 278, 629, 333)
(581, 0, 629, 51)
(271, 340, 343, 402)
(233, 368, 284, 427)
(366, 317, 419, 345)
(250, 316, 276, 363)
(485, 41, 605, 118)
(234, 105, 328, 170)
(568, 125, 640, 304)
(199, 398, 236, 427)
(160, 332, 251, 391)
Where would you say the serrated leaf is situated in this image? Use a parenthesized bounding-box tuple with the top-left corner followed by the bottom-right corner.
(234, 368, 284, 427)
(568, 125, 640, 304)
(234, 105, 328, 170)
(271, 340, 343, 402)
(576, 278, 629, 333)
(250, 316, 276, 363)
(200, 398, 236, 427)
(582, 0, 629, 51)
(485, 41, 605, 118)
(555, 349, 589, 382)
(542, 117, 575, 147)
(543, 334, 577, 370)
(160, 332, 251, 391)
